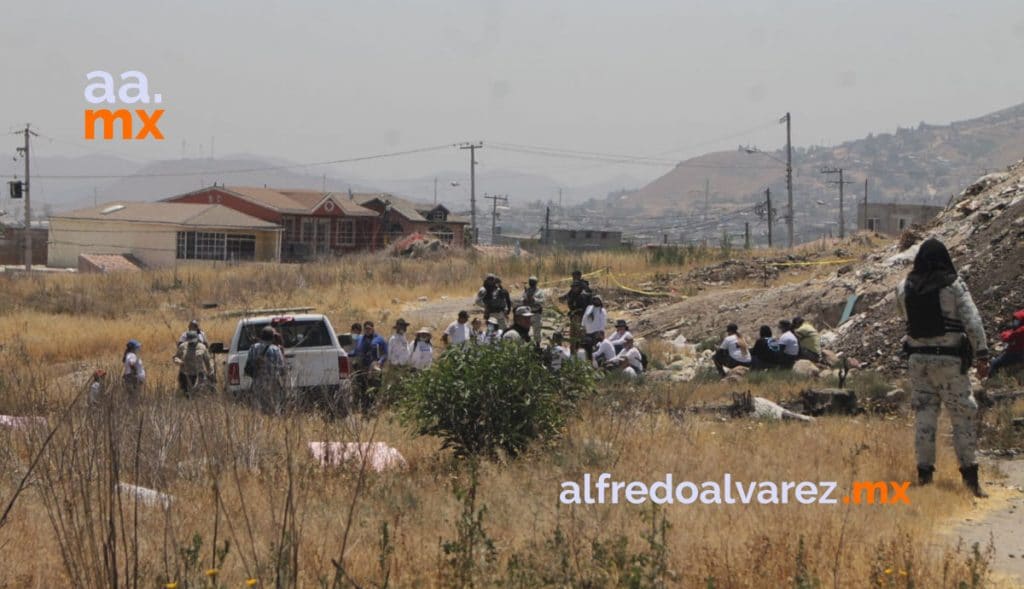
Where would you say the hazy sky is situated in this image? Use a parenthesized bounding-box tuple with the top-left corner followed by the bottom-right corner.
(3, 0, 1023, 187)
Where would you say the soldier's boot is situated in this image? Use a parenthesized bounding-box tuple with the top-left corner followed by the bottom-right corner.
(917, 464, 934, 486)
(959, 464, 988, 498)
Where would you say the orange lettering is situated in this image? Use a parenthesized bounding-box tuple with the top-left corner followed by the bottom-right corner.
(135, 109, 164, 140)
(84, 109, 132, 140)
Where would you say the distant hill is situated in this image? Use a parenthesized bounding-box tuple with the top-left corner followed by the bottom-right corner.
(614, 101, 1024, 216)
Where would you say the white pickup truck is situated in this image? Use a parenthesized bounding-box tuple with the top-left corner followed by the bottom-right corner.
(217, 314, 352, 399)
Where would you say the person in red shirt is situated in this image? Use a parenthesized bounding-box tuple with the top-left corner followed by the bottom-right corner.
(990, 309, 1024, 378)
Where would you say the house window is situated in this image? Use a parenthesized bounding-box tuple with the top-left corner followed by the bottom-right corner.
(429, 224, 454, 244)
(426, 209, 447, 221)
(334, 218, 355, 246)
(600, 231, 608, 239)
(226, 235, 256, 261)
(898, 218, 907, 231)
(301, 218, 315, 243)
(867, 218, 880, 232)
(177, 231, 255, 260)
(283, 216, 299, 242)
(569, 231, 577, 239)
(585, 231, 593, 239)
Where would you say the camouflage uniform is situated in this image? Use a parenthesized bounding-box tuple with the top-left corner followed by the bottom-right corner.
(896, 277, 988, 469)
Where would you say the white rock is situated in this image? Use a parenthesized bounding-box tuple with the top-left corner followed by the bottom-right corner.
(792, 360, 821, 378)
(118, 483, 173, 509)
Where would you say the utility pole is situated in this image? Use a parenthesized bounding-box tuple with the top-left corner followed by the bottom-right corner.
(558, 187, 563, 209)
(781, 113, 794, 248)
(744, 222, 750, 249)
(821, 167, 855, 239)
(765, 187, 774, 247)
(544, 206, 551, 245)
(484, 193, 508, 245)
(862, 178, 868, 231)
(16, 124, 38, 270)
(459, 142, 483, 244)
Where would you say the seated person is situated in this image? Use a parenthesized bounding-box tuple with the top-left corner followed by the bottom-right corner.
(545, 332, 573, 372)
(608, 319, 633, 353)
(750, 325, 783, 370)
(608, 333, 644, 379)
(990, 309, 1024, 378)
(776, 320, 800, 369)
(591, 331, 617, 369)
(712, 323, 752, 376)
(792, 316, 821, 363)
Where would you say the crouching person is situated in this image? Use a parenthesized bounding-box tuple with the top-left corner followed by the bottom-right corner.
(610, 334, 644, 379)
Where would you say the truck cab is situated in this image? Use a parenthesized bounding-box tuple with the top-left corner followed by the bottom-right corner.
(223, 314, 351, 398)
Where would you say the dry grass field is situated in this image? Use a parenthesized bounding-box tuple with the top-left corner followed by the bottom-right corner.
(0, 247, 1008, 588)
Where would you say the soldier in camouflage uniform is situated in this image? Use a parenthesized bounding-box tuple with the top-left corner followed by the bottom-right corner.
(896, 238, 990, 497)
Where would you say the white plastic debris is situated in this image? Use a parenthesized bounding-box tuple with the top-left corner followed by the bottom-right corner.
(308, 442, 408, 472)
(118, 482, 174, 509)
(0, 415, 48, 429)
(752, 397, 815, 423)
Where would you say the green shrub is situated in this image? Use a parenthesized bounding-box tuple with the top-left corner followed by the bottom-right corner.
(398, 341, 594, 459)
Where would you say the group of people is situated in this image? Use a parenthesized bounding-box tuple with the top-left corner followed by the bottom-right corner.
(712, 316, 821, 376)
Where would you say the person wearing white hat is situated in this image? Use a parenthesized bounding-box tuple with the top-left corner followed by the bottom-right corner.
(521, 276, 545, 344)
(479, 316, 502, 345)
(409, 328, 434, 370)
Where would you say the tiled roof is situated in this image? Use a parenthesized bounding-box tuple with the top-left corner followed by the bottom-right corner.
(222, 187, 379, 216)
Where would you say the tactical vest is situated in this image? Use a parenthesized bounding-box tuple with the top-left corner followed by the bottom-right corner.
(905, 288, 963, 338)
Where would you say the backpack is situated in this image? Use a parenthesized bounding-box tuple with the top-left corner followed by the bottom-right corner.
(244, 343, 271, 377)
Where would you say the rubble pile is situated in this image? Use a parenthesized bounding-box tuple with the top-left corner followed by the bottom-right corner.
(388, 232, 449, 259)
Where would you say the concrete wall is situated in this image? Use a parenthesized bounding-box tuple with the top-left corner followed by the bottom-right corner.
(856, 203, 943, 236)
(543, 228, 624, 250)
(0, 227, 48, 265)
(47, 218, 279, 268)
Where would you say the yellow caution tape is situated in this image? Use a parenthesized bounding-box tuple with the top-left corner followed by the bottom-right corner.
(605, 270, 673, 297)
(767, 258, 857, 267)
(542, 268, 607, 286)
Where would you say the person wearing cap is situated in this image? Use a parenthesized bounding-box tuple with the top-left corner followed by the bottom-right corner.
(409, 328, 435, 370)
(558, 271, 594, 352)
(247, 325, 287, 411)
(174, 330, 214, 396)
(612, 334, 644, 378)
(178, 319, 209, 346)
(443, 310, 473, 347)
(581, 296, 608, 358)
(352, 321, 388, 410)
(712, 323, 752, 377)
(545, 332, 572, 372)
(501, 306, 535, 343)
(122, 339, 146, 396)
(792, 316, 821, 363)
(590, 330, 617, 369)
(479, 316, 502, 345)
(345, 322, 364, 356)
(387, 318, 412, 367)
(608, 319, 633, 354)
(475, 274, 511, 329)
(521, 276, 546, 344)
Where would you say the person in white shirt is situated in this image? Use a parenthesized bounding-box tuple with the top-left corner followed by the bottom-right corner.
(546, 332, 572, 372)
(608, 319, 633, 353)
(122, 339, 146, 396)
(613, 334, 644, 379)
(581, 296, 608, 358)
(479, 316, 502, 345)
(409, 328, 434, 370)
(386, 318, 412, 367)
(776, 320, 800, 369)
(591, 331, 617, 369)
(712, 323, 752, 376)
(442, 310, 472, 347)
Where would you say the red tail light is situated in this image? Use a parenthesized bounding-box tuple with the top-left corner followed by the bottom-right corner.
(228, 362, 240, 385)
(338, 355, 350, 376)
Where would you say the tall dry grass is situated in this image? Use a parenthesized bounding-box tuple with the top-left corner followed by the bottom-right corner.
(0, 242, 1004, 588)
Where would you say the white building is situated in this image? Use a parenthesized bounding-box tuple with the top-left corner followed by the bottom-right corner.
(47, 202, 282, 268)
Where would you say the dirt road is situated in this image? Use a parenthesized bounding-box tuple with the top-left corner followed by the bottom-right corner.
(950, 459, 1024, 585)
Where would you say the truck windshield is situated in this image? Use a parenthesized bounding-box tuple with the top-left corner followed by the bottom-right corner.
(237, 319, 332, 352)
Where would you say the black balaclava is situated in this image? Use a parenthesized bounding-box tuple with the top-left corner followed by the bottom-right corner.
(907, 238, 958, 295)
